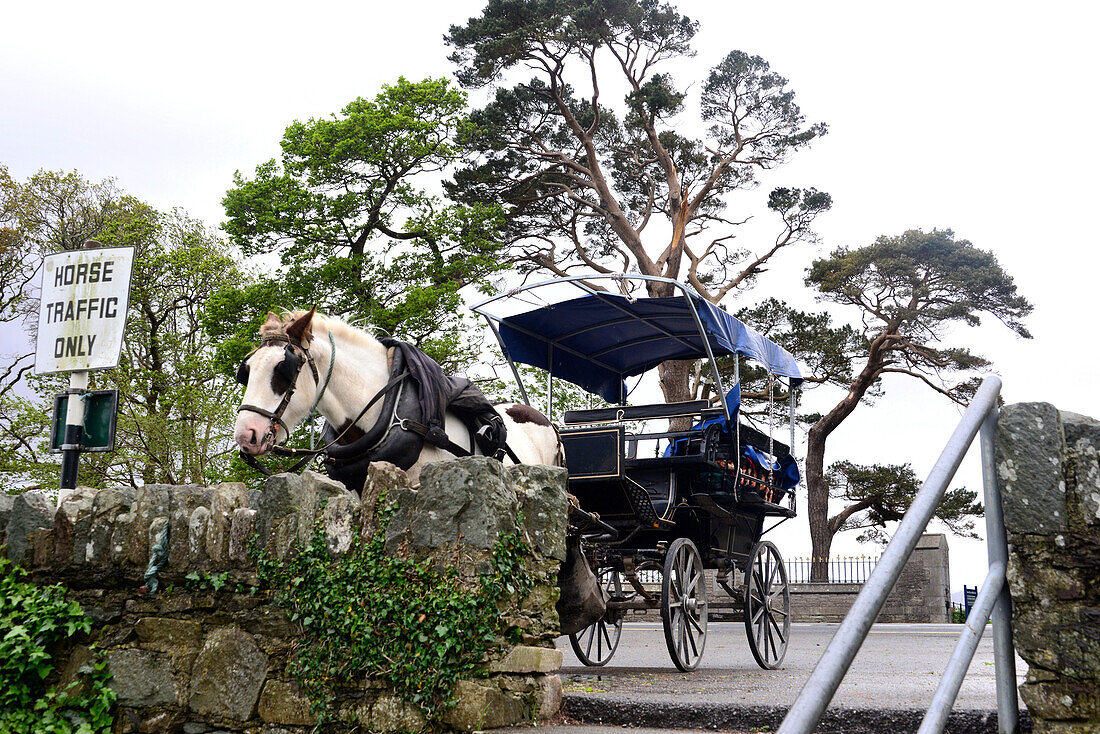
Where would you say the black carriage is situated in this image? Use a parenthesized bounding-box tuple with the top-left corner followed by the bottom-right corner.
(472, 275, 801, 672)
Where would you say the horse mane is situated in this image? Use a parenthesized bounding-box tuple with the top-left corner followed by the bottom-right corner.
(261, 310, 381, 351)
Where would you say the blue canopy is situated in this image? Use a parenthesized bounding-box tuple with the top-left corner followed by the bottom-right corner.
(498, 293, 802, 403)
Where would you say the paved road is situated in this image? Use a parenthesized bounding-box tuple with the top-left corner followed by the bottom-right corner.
(556, 621, 1027, 712)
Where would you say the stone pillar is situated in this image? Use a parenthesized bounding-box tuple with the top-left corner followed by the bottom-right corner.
(877, 533, 951, 623)
(996, 403, 1100, 733)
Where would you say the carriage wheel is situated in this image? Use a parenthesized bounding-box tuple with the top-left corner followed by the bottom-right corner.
(661, 538, 708, 672)
(744, 540, 791, 670)
(568, 569, 624, 667)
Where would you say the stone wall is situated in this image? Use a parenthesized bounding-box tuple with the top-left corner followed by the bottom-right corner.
(787, 534, 950, 623)
(996, 403, 1100, 733)
(0, 457, 568, 733)
(789, 582, 862, 622)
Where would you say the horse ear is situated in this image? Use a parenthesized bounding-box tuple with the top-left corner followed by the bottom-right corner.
(286, 308, 316, 345)
(263, 311, 281, 329)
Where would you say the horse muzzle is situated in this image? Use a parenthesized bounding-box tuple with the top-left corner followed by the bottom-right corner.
(234, 422, 278, 456)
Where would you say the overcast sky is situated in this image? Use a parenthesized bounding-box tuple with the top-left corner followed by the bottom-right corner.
(4, 1, 1098, 590)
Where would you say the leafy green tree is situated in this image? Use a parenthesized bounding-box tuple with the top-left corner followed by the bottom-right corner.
(0, 389, 57, 492)
(825, 460, 982, 546)
(0, 171, 245, 489)
(87, 203, 245, 486)
(447, 0, 830, 406)
(751, 229, 1030, 579)
(219, 77, 508, 372)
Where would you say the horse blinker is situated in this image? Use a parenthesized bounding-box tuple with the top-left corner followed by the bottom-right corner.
(272, 346, 301, 394)
(235, 360, 250, 386)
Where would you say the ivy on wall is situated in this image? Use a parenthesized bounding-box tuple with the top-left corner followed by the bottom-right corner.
(254, 499, 538, 724)
(0, 557, 116, 734)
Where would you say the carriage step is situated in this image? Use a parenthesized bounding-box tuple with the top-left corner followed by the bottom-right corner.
(689, 493, 734, 519)
(622, 477, 674, 529)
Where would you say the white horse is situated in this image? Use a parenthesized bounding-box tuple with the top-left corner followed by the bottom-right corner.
(233, 310, 561, 486)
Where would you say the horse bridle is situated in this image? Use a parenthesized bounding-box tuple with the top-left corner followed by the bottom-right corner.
(237, 334, 324, 443)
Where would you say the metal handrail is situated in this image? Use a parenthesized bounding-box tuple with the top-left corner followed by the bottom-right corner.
(778, 376, 1020, 734)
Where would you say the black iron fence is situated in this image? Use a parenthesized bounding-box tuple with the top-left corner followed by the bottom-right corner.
(785, 556, 880, 584)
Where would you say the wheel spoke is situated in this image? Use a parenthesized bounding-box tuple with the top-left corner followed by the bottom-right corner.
(768, 611, 787, 643)
(685, 569, 700, 595)
(752, 570, 767, 599)
(766, 552, 778, 591)
(584, 625, 596, 658)
(687, 611, 705, 635)
(770, 616, 778, 664)
(761, 618, 769, 662)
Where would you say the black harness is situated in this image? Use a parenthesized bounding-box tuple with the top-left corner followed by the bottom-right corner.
(236, 331, 520, 484)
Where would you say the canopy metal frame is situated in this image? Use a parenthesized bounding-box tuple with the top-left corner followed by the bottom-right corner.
(472, 275, 737, 423)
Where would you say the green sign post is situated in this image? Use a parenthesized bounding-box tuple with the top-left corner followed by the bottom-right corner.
(50, 390, 118, 453)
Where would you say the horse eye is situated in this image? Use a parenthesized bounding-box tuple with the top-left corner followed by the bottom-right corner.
(235, 361, 250, 386)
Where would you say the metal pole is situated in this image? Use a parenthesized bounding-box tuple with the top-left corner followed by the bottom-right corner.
(980, 406, 1021, 734)
(679, 292, 731, 422)
(789, 386, 796, 458)
(734, 356, 741, 466)
(482, 316, 531, 406)
(917, 563, 1005, 734)
(59, 370, 88, 494)
(777, 376, 1002, 734)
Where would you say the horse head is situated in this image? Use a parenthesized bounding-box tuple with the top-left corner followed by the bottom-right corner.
(234, 309, 320, 456)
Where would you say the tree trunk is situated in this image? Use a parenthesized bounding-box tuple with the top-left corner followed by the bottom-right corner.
(803, 332, 894, 580)
(806, 422, 833, 581)
(658, 359, 695, 430)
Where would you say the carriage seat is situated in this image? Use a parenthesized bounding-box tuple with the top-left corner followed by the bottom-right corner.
(558, 424, 675, 529)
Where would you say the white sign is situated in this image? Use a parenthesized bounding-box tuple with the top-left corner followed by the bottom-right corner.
(35, 246, 135, 374)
